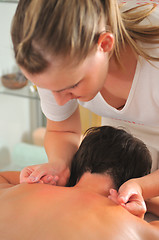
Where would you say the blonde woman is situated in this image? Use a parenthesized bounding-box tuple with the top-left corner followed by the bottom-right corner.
(11, 0, 159, 206)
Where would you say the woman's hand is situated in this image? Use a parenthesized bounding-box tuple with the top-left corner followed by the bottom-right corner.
(108, 180, 146, 219)
(20, 162, 70, 186)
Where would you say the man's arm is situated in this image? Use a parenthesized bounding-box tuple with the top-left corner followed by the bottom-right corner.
(0, 171, 20, 189)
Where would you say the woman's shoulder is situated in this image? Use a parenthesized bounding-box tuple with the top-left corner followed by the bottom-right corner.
(37, 87, 78, 122)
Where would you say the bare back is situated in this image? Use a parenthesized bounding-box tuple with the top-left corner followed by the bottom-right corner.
(0, 183, 158, 240)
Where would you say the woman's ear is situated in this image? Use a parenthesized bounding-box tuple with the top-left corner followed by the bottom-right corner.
(98, 32, 114, 53)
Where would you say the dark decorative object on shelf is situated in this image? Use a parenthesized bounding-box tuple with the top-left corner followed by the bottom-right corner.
(1, 72, 28, 89)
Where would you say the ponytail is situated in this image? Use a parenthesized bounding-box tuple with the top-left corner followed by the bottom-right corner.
(102, 1, 159, 63)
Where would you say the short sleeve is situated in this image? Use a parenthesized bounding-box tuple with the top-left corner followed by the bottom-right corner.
(37, 87, 78, 121)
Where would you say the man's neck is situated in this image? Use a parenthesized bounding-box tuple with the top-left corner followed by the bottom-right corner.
(74, 172, 115, 197)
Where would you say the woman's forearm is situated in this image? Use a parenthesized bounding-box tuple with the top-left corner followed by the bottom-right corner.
(44, 130, 81, 167)
(136, 170, 159, 200)
(146, 197, 159, 217)
(44, 107, 82, 167)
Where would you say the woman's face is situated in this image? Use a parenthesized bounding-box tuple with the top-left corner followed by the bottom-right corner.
(21, 49, 109, 106)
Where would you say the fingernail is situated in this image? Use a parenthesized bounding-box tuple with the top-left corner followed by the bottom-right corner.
(119, 196, 126, 203)
(120, 196, 126, 201)
(121, 203, 126, 207)
(47, 176, 52, 181)
(54, 176, 59, 182)
(29, 176, 37, 182)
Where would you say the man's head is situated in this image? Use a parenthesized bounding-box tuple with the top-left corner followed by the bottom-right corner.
(67, 126, 152, 189)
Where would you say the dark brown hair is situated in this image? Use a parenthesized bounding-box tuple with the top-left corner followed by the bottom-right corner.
(67, 126, 152, 189)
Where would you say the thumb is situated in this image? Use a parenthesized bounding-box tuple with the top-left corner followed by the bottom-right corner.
(121, 197, 146, 219)
(117, 187, 134, 204)
(20, 167, 33, 183)
(118, 194, 129, 204)
(28, 170, 46, 183)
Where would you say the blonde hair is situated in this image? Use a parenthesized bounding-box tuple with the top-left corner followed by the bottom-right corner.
(11, 0, 159, 73)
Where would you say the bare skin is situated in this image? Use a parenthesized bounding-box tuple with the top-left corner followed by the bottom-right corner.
(101, 44, 138, 110)
(146, 197, 159, 217)
(0, 171, 159, 240)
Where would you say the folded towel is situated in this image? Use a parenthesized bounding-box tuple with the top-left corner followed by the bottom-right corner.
(1, 142, 48, 171)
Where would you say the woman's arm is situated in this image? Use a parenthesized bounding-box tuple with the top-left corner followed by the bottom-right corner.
(108, 170, 159, 218)
(135, 170, 159, 200)
(44, 107, 82, 185)
(45, 107, 82, 168)
(146, 197, 159, 217)
(116, 170, 159, 204)
(20, 107, 82, 186)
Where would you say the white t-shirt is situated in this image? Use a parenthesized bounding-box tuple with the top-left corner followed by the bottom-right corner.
(37, 2, 159, 128)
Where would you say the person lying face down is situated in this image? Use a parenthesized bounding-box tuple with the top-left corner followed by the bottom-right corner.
(1, 126, 158, 240)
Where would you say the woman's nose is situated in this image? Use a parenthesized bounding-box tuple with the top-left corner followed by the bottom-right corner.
(52, 91, 74, 106)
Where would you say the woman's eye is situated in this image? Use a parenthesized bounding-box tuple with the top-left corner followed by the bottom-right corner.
(71, 82, 79, 89)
